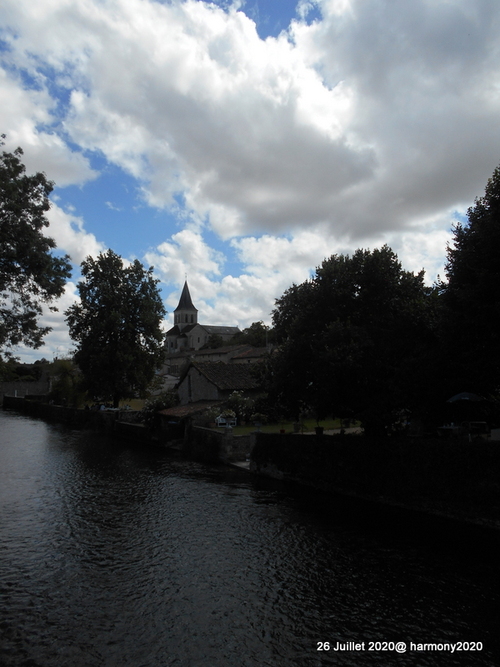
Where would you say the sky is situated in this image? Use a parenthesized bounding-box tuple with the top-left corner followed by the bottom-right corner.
(2, 0, 500, 362)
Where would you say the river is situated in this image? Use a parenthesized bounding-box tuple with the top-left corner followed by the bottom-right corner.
(0, 408, 499, 667)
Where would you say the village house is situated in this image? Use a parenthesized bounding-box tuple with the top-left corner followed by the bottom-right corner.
(177, 361, 261, 405)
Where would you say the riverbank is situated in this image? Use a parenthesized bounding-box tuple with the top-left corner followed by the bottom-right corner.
(4, 394, 500, 533)
(2, 394, 152, 441)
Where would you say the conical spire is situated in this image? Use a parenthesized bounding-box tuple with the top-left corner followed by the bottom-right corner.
(174, 281, 198, 330)
(174, 281, 197, 312)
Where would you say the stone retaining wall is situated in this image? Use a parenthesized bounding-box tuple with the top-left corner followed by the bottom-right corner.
(184, 424, 255, 463)
(0, 380, 50, 401)
(2, 395, 147, 440)
(250, 432, 500, 528)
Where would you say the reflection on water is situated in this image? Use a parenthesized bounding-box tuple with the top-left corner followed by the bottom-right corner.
(0, 408, 499, 666)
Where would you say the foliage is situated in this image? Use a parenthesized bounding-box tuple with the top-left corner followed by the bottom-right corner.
(0, 355, 49, 381)
(0, 136, 71, 351)
(65, 249, 166, 407)
(49, 358, 86, 407)
(250, 412, 267, 425)
(200, 333, 224, 349)
(222, 390, 254, 422)
(230, 321, 274, 347)
(203, 405, 222, 423)
(265, 246, 439, 435)
(140, 390, 178, 428)
(441, 164, 500, 394)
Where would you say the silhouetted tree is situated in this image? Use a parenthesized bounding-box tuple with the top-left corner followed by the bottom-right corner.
(0, 136, 71, 351)
(442, 164, 500, 395)
(265, 246, 438, 435)
(66, 250, 166, 407)
(230, 321, 274, 347)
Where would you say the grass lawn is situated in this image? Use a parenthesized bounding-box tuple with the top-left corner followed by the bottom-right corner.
(230, 417, 349, 436)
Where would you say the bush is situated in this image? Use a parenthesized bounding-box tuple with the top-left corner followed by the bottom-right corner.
(141, 391, 178, 428)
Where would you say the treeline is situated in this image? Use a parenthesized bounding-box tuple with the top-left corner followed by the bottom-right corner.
(258, 166, 500, 436)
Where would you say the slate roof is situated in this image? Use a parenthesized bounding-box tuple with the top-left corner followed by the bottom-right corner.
(188, 361, 260, 391)
(174, 281, 197, 312)
(165, 324, 196, 336)
(202, 325, 240, 336)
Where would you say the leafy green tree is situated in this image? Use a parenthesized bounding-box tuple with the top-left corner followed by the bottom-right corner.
(65, 249, 166, 407)
(200, 333, 225, 349)
(0, 136, 71, 351)
(49, 358, 86, 407)
(442, 164, 500, 395)
(141, 390, 179, 428)
(266, 246, 438, 435)
(230, 321, 274, 347)
(223, 390, 255, 422)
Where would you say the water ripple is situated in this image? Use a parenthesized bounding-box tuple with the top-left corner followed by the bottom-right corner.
(1, 410, 499, 666)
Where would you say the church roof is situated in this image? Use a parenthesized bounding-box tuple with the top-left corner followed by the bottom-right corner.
(201, 325, 240, 336)
(165, 324, 197, 337)
(174, 281, 197, 312)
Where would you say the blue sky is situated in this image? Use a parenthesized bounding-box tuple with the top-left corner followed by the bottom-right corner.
(2, 0, 500, 362)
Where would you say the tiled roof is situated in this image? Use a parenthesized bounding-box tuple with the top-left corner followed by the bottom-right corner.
(191, 361, 260, 390)
(159, 400, 220, 418)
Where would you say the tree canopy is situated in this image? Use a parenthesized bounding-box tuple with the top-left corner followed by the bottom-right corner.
(442, 164, 500, 394)
(65, 250, 166, 407)
(230, 321, 274, 347)
(265, 245, 439, 434)
(0, 136, 71, 351)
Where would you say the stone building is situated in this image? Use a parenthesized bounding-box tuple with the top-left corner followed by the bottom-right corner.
(177, 361, 260, 405)
(165, 281, 240, 353)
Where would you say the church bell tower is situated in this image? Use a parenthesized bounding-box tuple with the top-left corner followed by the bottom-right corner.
(174, 281, 198, 331)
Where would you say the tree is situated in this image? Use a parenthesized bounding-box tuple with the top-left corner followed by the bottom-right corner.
(265, 246, 438, 435)
(0, 136, 71, 351)
(230, 321, 274, 347)
(442, 164, 500, 395)
(49, 358, 85, 407)
(65, 249, 166, 407)
(200, 333, 225, 349)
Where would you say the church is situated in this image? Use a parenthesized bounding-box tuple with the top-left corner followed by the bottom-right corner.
(165, 281, 240, 352)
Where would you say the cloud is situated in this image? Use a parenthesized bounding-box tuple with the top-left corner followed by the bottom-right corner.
(3, 0, 499, 245)
(46, 202, 106, 265)
(2, 0, 373, 237)
(0, 67, 97, 186)
(147, 226, 342, 329)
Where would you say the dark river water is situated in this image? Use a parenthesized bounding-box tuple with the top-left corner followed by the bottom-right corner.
(1, 409, 499, 667)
